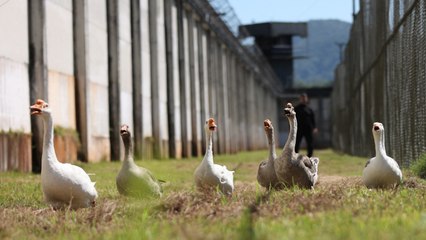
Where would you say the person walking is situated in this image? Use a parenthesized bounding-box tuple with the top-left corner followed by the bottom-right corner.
(294, 93, 318, 157)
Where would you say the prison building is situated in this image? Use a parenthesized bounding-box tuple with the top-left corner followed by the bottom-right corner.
(0, 0, 282, 172)
(241, 22, 332, 149)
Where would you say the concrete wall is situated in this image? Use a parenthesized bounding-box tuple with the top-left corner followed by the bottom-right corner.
(171, 0, 182, 158)
(181, 8, 192, 157)
(86, 0, 110, 161)
(0, 0, 30, 133)
(0, 0, 282, 169)
(189, 14, 202, 157)
(119, 0, 133, 136)
(0, 0, 32, 172)
(140, 0, 153, 157)
(46, 0, 76, 130)
(149, 0, 169, 158)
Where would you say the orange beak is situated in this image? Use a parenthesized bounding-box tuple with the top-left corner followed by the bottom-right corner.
(30, 99, 46, 115)
(208, 118, 217, 131)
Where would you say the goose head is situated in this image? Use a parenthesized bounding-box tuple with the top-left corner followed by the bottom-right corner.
(263, 119, 274, 134)
(372, 122, 384, 136)
(284, 103, 296, 118)
(205, 118, 217, 133)
(120, 124, 131, 144)
(30, 99, 51, 117)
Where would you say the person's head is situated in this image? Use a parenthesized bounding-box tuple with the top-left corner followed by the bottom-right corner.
(299, 93, 309, 104)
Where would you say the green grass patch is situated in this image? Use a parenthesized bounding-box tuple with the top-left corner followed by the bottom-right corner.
(411, 153, 426, 179)
(1, 149, 426, 239)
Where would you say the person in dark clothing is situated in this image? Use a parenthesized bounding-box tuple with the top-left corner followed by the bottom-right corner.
(294, 93, 318, 157)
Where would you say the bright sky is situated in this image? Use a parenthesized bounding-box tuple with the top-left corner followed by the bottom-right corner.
(228, 0, 358, 24)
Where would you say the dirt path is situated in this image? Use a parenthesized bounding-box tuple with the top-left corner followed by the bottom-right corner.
(316, 175, 362, 189)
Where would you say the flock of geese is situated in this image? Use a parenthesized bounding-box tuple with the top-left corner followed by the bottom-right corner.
(29, 99, 403, 209)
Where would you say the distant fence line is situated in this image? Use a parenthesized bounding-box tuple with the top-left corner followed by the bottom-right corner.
(332, 0, 426, 165)
(0, 0, 282, 172)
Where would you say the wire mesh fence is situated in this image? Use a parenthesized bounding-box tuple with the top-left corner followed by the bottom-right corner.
(332, 0, 426, 166)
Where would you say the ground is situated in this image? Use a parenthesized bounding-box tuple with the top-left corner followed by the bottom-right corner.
(1, 149, 426, 239)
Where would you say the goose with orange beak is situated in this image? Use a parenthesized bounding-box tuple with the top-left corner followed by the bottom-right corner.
(30, 99, 97, 209)
(194, 118, 234, 195)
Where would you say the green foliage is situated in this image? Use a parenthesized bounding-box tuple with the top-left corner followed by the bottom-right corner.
(238, 206, 255, 240)
(0, 128, 29, 135)
(53, 126, 80, 148)
(411, 153, 426, 179)
(1, 149, 426, 239)
(54, 125, 79, 139)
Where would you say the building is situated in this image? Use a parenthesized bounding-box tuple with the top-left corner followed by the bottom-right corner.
(241, 22, 332, 149)
(0, 0, 282, 172)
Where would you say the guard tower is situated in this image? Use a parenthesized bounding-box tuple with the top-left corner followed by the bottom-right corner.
(241, 22, 307, 89)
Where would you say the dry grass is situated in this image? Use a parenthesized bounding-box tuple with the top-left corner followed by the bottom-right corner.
(0, 200, 117, 238)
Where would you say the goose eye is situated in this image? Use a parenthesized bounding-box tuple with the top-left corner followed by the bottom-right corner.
(205, 121, 208, 124)
(44, 104, 49, 108)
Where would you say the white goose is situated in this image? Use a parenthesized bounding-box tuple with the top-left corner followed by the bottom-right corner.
(257, 119, 281, 189)
(116, 124, 162, 197)
(30, 99, 97, 209)
(362, 122, 402, 188)
(274, 103, 319, 189)
(194, 118, 234, 195)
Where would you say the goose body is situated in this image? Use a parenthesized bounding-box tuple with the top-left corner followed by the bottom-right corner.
(257, 119, 281, 189)
(194, 118, 234, 195)
(362, 122, 402, 188)
(274, 103, 319, 189)
(31, 99, 97, 209)
(116, 125, 162, 197)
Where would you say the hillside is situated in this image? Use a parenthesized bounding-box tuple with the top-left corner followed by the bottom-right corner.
(293, 20, 351, 87)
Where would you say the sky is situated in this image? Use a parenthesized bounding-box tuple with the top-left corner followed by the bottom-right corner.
(227, 0, 359, 24)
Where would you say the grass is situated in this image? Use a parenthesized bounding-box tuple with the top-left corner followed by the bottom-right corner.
(1, 149, 426, 239)
(411, 153, 426, 179)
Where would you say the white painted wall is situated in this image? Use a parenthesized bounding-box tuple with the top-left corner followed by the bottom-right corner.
(171, 2, 181, 144)
(47, 71, 76, 128)
(140, 0, 152, 138)
(155, 0, 169, 141)
(46, 0, 76, 129)
(0, 0, 30, 132)
(200, 29, 209, 121)
(86, 0, 110, 161)
(46, 0, 73, 75)
(0, 59, 30, 132)
(119, 0, 133, 132)
(192, 19, 201, 143)
(183, 10, 192, 142)
(0, 0, 28, 63)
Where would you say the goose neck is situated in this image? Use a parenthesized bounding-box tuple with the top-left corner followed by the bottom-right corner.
(203, 131, 214, 166)
(267, 129, 276, 161)
(42, 114, 58, 168)
(374, 132, 386, 156)
(123, 136, 135, 164)
(282, 116, 297, 158)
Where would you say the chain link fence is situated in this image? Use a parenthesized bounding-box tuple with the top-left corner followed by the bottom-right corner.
(332, 0, 426, 166)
